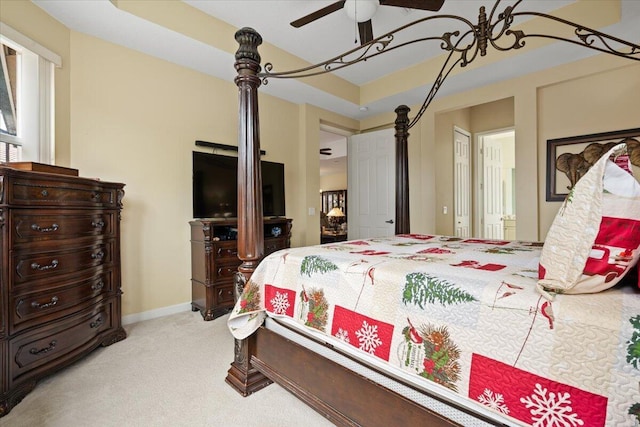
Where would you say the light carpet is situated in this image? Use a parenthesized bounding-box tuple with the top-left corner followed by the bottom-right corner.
(0, 311, 334, 427)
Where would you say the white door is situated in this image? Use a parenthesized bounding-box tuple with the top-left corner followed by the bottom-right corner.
(482, 139, 504, 239)
(454, 128, 471, 237)
(348, 128, 395, 239)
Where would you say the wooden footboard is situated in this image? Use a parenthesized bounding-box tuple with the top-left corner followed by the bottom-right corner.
(251, 326, 464, 427)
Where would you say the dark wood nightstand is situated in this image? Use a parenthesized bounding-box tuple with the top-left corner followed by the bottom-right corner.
(321, 231, 348, 244)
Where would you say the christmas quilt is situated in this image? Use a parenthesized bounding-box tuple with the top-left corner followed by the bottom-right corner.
(228, 235, 640, 426)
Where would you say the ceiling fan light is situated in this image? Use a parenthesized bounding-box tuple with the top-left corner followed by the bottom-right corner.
(344, 0, 379, 23)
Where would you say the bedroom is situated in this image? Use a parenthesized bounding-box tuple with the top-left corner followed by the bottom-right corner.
(1, 0, 639, 424)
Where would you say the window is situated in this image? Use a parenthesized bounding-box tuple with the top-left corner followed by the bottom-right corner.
(0, 23, 60, 164)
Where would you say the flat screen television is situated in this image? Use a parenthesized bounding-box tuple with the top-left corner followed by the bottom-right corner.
(192, 151, 285, 219)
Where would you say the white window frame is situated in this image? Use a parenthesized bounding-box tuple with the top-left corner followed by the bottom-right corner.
(0, 22, 60, 164)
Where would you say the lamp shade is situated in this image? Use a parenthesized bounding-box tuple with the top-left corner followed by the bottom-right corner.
(327, 207, 345, 217)
(344, 0, 379, 23)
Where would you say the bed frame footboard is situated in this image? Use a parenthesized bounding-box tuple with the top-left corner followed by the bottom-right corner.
(251, 326, 462, 427)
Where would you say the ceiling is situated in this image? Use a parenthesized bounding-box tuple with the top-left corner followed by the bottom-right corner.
(31, 0, 640, 122)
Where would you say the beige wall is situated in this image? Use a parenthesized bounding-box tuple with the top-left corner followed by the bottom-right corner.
(320, 173, 348, 192)
(537, 63, 640, 239)
(432, 98, 514, 236)
(393, 57, 639, 242)
(68, 31, 305, 315)
(4, 1, 639, 318)
(68, 29, 357, 316)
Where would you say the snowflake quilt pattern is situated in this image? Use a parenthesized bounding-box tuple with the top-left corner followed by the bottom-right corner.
(228, 235, 640, 426)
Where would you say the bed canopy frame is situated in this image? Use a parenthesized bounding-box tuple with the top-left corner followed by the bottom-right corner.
(225, 0, 639, 424)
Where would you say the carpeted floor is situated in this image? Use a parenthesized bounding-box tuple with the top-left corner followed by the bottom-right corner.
(0, 311, 334, 427)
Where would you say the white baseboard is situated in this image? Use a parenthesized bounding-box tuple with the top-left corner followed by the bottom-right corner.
(122, 302, 192, 325)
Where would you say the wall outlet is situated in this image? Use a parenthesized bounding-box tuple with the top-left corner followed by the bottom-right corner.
(308, 207, 315, 216)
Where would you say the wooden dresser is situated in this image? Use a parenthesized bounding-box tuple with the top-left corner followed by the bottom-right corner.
(0, 165, 125, 416)
(190, 217, 292, 320)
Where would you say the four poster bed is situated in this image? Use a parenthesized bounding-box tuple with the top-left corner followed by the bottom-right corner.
(224, 1, 640, 426)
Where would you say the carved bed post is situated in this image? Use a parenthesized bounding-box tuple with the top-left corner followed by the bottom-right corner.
(225, 27, 272, 396)
(394, 105, 410, 234)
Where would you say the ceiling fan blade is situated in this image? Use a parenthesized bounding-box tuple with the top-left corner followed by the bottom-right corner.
(379, 0, 445, 12)
(290, 1, 346, 28)
(358, 20, 374, 45)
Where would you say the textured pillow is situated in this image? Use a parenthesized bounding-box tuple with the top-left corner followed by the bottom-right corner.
(538, 143, 640, 299)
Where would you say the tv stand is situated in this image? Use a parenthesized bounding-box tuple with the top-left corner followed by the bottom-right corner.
(189, 217, 292, 320)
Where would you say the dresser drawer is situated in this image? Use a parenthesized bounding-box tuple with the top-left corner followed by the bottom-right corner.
(12, 211, 116, 243)
(211, 260, 241, 283)
(10, 272, 114, 334)
(11, 242, 113, 286)
(265, 237, 289, 256)
(214, 284, 235, 305)
(9, 302, 113, 386)
(213, 241, 239, 261)
(7, 177, 120, 208)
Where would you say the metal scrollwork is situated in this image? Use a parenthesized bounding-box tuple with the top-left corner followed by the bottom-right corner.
(256, 0, 638, 129)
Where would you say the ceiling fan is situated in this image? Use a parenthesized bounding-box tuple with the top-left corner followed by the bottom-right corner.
(290, 0, 445, 45)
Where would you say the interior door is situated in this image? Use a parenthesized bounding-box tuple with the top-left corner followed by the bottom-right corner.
(454, 127, 471, 237)
(482, 139, 504, 239)
(347, 128, 395, 239)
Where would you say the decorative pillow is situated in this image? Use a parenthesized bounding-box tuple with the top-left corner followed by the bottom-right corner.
(538, 143, 640, 299)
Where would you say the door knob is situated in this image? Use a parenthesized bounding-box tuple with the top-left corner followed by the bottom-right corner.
(385, 219, 394, 224)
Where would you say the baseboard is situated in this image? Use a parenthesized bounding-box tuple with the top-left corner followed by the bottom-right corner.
(122, 302, 192, 325)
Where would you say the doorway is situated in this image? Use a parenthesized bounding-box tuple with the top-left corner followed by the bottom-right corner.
(474, 129, 516, 239)
(319, 126, 349, 242)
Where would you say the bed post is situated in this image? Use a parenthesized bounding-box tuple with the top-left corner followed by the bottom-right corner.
(394, 105, 410, 234)
(225, 27, 272, 396)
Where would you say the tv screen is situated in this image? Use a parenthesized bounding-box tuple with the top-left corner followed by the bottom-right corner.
(192, 152, 285, 219)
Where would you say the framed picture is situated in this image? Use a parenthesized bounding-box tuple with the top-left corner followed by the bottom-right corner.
(546, 128, 640, 202)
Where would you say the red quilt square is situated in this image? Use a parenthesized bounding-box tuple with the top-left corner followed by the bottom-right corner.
(331, 305, 394, 361)
(264, 284, 296, 318)
(469, 353, 607, 426)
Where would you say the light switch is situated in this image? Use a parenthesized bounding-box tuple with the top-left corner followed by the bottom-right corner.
(308, 207, 315, 216)
(443, 206, 448, 214)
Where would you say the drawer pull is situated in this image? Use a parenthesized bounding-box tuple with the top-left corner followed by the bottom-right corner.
(31, 223, 59, 233)
(218, 288, 232, 297)
(90, 317, 104, 329)
(91, 280, 105, 291)
(218, 267, 236, 276)
(31, 259, 59, 271)
(91, 192, 101, 201)
(91, 220, 105, 228)
(91, 251, 105, 260)
(217, 248, 238, 257)
(40, 189, 49, 197)
(31, 296, 59, 310)
(30, 340, 57, 356)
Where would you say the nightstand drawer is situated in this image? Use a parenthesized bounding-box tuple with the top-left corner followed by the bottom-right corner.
(10, 272, 113, 334)
(12, 242, 113, 286)
(12, 211, 115, 243)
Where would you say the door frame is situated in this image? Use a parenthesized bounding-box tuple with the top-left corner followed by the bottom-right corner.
(453, 126, 471, 237)
(474, 127, 515, 238)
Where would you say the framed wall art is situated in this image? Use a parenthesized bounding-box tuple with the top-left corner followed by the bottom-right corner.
(546, 128, 640, 202)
